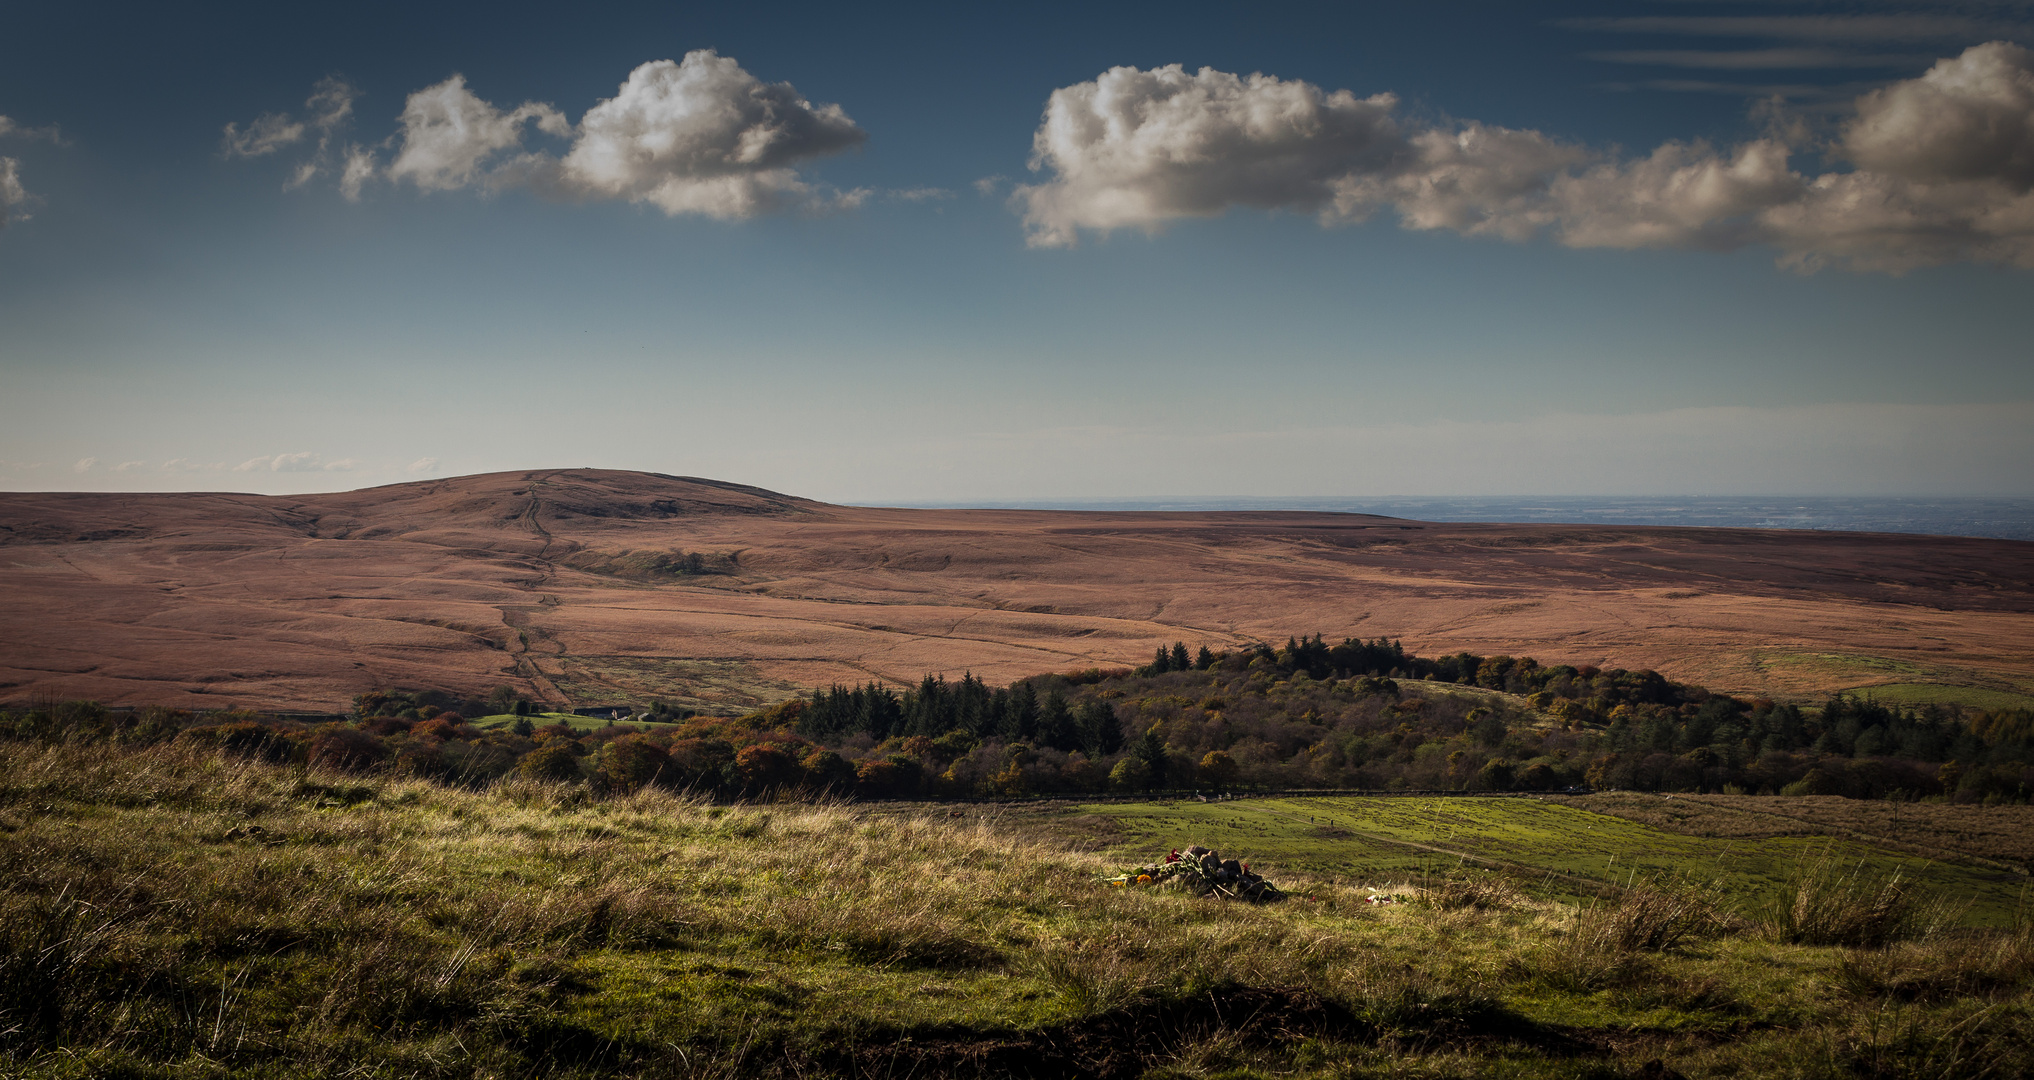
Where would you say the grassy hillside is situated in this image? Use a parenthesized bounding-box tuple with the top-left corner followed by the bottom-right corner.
(5, 741, 2034, 1078)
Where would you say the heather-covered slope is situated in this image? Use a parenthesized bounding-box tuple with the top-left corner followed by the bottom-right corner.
(2, 469, 2031, 712)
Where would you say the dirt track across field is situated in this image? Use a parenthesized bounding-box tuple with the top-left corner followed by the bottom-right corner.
(3, 469, 2030, 712)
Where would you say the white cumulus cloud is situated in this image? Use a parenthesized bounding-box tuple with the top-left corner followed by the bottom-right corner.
(73, 458, 96, 473)
(555, 51, 866, 217)
(1844, 41, 2034, 187)
(407, 457, 439, 473)
(1018, 64, 1405, 248)
(243, 52, 865, 219)
(1019, 43, 2034, 271)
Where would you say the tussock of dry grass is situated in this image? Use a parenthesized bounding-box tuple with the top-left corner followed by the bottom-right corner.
(1763, 850, 1942, 949)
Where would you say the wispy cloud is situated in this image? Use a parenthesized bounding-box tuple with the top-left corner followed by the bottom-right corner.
(0, 156, 29, 228)
(0, 116, 64, 143)
(221, 113, 307, 158)
(234, 452, 355, 472)
(1560, 15, 2029, 43)
(1599, 78, 1865, 98)
(0, 115, 61, 229)
(221, 77, 360, 191)
(1586, 48, 1930, 70)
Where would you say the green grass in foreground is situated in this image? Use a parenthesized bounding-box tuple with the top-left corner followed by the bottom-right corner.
(5, 742, 2034, 1078)
(1080, 796, 2031, 925)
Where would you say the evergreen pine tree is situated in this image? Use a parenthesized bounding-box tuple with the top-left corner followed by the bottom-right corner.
(1078, 698, 1122, 755)
(1005, 681, 1039, 741)
(1136, 728, 1167, 787)
(1170, 642, 1191, 672)
(1039, 690, 1075, 751)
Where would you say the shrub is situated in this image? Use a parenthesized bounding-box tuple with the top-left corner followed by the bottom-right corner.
(389, 741, 450, 779)
(800, 748, 857, 791)
(307, 728, 387, 773)
(855, 757, 909, 796)
(734, 743, 801, 793)
(597, 734, 670, 793)
(515, 742, 582, 784)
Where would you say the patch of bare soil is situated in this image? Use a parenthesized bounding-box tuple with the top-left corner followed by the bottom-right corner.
(3, 469, 2031, 710)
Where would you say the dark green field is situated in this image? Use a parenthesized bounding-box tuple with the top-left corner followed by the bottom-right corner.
(471, 711, 686, 733)
(1080, 796, 2031, 925)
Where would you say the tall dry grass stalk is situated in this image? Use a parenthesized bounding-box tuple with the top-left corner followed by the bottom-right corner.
(1764, 851, 1929, 949)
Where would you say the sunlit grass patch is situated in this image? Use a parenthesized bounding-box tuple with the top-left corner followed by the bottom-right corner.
(1081, 794, 2029, 925)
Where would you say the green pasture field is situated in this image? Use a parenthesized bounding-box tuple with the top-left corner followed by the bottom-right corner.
(469, 711, 684, 733)
(1843, 682, 2034, 711)
(1751, 648, 2034, 709)
(1078, 795, 2031, 925)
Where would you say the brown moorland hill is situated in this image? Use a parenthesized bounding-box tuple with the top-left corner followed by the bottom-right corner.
(2, 469, 2031, 713)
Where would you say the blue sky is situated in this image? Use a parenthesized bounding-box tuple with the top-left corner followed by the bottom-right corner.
(3, 1, 2032, 500)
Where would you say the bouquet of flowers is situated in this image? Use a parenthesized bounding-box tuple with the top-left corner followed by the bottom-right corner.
(1105, 844, 1283, 902)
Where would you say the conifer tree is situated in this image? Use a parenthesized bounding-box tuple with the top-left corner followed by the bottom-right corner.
(1077, 698, 1121, 755)
(1039, 689, 1076, 751)
(1005, 681, 1039, 741)
(1136, 727, 1168, 786)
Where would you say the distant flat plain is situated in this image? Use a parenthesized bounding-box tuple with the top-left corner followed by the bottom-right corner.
(907, 495, 2034, 542)
(2, 470, 2030, 713)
